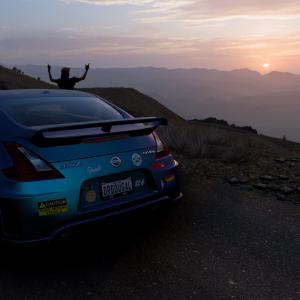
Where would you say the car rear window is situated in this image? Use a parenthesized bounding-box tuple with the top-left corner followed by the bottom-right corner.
(0, 97, 123, 126)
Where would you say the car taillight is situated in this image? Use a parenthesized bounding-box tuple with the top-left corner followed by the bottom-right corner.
(153, 132, 169, 159)
(2, 142, 64, 181)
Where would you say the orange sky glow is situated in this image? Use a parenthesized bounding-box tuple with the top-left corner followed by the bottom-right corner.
(1, 0, 300, 73)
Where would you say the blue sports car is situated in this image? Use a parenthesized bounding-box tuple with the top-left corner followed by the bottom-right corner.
(0, 89, 182, 243)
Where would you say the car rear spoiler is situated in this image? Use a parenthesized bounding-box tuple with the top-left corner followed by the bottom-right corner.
(15, 117, 168, 147)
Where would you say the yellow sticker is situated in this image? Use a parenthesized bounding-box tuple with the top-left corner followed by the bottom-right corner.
(37, 199, 68, 216)
(85, 190, 96, 202)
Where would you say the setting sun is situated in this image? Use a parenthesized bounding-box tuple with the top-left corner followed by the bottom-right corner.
(263, 63, 269, 68)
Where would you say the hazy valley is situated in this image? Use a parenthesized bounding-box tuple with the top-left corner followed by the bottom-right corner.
(1, 63, 300, 142)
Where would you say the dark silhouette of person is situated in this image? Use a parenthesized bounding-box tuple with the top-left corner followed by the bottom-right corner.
(47, 64, 90, 90)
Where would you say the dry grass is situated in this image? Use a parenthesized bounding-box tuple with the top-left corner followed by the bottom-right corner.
(222, 141, 250, 163)
(203, 128, 230, 146)
(281, 147, 300, 158)
(186, 139, 214, 159)
(156, 122, 290, 163)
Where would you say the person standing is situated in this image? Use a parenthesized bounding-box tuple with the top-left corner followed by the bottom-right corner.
(47, 64, 90, 90)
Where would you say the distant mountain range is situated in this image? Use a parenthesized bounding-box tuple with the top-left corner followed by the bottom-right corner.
(1, 63, 300, 142)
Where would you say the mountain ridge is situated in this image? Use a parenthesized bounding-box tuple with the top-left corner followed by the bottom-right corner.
(1, 63, 300, 142)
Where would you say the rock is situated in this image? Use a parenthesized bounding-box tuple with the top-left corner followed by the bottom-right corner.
(240, 126, 258, 134)
(253, 183, 267, 190)
(228, 178, 239, 184)
(278, 175, 289, 180)
(290, 158, 299, 162)
(260, 175, 272, 180)
(277, 195, 287, 201)
(190, 118, 257, 134)
(280, 187, 294, 194)
(276, 158, 286, 163)
(240, 177, 249, 183)
(201, 117, 229, 127)
(283, 184, 296, 190)
(267, 184, 279, 191)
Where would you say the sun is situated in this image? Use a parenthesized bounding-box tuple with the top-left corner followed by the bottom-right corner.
(263, 63, 269, 68)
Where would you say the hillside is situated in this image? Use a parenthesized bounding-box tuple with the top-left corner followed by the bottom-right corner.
(78, 87, 189, 127)
(3, 63, 300, 142)
(0, 65, 189, 128)
(0, 65, 58, 90)
(0, 64, 298, 148)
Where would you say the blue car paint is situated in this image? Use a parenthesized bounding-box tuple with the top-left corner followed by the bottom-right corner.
(0, 89, 182, 243)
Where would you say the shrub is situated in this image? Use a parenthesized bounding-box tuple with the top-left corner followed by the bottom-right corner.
(203, 128, 231, 146)
(156, 123, 193, 152)
(156, 121, 287, 160)
(222, 141, 249, 163)
(186, 138, 213, 158)
(37, 77, 41, 81)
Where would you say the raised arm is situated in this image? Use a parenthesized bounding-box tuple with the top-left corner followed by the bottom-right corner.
(47, 64, 57, 83)
(78, 63, 90, 81)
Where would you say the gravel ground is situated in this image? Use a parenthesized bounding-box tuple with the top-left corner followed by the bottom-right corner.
(0, 174, 300, 299)
(172, 149, 300, 205)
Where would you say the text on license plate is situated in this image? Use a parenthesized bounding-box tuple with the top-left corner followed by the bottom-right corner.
(101, 177, 133, 199)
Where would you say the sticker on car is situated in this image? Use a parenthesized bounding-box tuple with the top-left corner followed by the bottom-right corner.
(37, 199, 68, 216)
(161, 173, 175, 190)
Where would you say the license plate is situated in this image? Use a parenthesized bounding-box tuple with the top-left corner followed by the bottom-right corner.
(100, 177, 133, 200)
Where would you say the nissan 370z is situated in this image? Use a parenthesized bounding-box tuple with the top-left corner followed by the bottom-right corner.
(0, 89, 182, 243)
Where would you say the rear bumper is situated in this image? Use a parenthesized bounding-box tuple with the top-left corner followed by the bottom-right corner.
(0, 192, 182, 244)
(0, 152, 181, 244)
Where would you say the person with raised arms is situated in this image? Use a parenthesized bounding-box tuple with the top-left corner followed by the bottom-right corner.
(47, 63, 90, 90)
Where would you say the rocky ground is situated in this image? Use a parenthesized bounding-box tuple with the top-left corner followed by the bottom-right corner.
(172, 148, 300, 205)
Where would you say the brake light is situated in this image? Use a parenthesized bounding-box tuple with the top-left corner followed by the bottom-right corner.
(153, 132, 169, 159)
(2, 142, 64, 181)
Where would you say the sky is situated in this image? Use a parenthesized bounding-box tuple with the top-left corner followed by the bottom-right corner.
(1, 0, 300, 73)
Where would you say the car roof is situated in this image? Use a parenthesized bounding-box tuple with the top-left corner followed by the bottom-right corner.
(0, 89, 94, 100)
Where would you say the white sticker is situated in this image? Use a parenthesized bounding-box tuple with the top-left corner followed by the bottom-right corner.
(135, 179, 145, 187)
(132, 153, 142, 167)
(87, 165, 102, 174)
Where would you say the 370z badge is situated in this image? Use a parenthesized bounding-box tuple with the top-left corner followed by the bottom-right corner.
(132, 153, 142, 166)
(143, 150, 155, 155)
(60, 162, 82, 169)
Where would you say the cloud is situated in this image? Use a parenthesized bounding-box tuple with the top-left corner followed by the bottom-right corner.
(185, 23, 227, 28)
(58, 28, 83, 32)
(123, 0, 300, 25)
(1, 26, 10, 29)
(60, 0, 156, 5)
(182, 0, 300, 22)
(88, 25, 122, 29)
(133, 26, 160, 33)
(1, 31, 300, 72)
(1, 31, 299, 58)
(61, 0, 300, 21)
